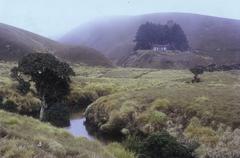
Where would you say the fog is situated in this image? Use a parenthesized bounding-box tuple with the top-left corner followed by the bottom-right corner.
(0, 0, 239, 39)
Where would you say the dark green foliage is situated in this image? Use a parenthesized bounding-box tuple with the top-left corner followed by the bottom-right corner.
(0, 96, 3, 104)
(1, 100, 18, 113)
(11, 53, 75, 123)
(190, 66, 205, 83)
(124, 132, 193, 158)
(140, 132, 193, 158)
(16, 53, 75, 104)
(168, 23, 189, 51)
(45, 103, 70, 127)
(134, 21, 189, 51)
(10, 67, 21, 80)
(11, 67, 31, 95)
(16, 79, 31, 95)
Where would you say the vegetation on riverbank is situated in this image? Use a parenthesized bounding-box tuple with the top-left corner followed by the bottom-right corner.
(1, 61, 240, 157)
(0, 110, 134, 158)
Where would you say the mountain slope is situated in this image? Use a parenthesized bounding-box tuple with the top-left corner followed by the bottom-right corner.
(60, 13, 240, 64)
(119, 50, 213, 69)
(0, 23, 112, 67)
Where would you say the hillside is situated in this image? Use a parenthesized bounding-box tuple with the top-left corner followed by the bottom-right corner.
(118, 50, 213, 69)
(60, 13, 240, 64)
(0, 110, 134, 158)
(0, 23, 112, 67)
(1, 61, 240, 157)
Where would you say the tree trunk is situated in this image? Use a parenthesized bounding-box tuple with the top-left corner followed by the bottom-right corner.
(40, 96, 47, 121)
(39, 106, 45, 121)
(192, 74, 200, 83)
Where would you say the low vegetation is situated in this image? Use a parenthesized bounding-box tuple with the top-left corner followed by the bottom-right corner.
(1, 61, 240, 157)
(0, 110, 134, 158)
(190, 63, 240, 83)
(124, 131, 193, 158)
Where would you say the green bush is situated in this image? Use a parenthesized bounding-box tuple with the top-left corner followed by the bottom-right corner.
(1, 100, 18, 113)
(45, 103, 70, 127)
(151, 98, 170, 111)
(124, 131, 193, 158)
(106, 143, 135, 158)
(123, 134, 143, 154)
(140, 131, 193, 158)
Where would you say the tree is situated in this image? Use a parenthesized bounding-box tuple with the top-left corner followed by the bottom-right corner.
(11, 53, 75, 121)
(190, 66, 205, 83)
(134, 22, 158, 50)
(168, 24, 189, 51)
(45, 102, 70, 127)
(134, 21, 189, 51)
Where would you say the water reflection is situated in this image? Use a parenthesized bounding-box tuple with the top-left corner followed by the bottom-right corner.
(65, 112, 94, 140)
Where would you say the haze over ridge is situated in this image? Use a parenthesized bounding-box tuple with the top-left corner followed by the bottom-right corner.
(0, 0, 240, 38)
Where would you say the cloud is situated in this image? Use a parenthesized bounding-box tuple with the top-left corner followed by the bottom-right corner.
(0, 0, 239, 38)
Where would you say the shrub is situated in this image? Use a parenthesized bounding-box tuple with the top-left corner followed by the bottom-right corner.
(184, 117, 218, 146)
(190, 66, 205, 83)
(1, 100, 18, 113)
(45, 103, 70, 127)
(139, 131, 193, 158)
(147, 111, 167, 125)
(123, 134, 143, 154)
(106, 143, 135, 158)
(124, 131, 193, 158)
(0, 96, 3, 104)
(151, 98, 170, 111)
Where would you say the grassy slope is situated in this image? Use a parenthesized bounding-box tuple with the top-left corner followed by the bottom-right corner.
(0, 23, 112, 67)
(0, 110, 134, 158)
(1, 61, 240, 127)
(1, 61, 240, 157)
(61, 13, 240, 64)
(118, 50, 213, 68)
(85, 67, 240, 129)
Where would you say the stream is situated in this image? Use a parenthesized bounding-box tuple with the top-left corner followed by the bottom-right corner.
(66, 111, 120, 143)
(65, 112, 95, 140)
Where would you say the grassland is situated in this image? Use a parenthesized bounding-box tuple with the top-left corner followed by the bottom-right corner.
(0, 110, 135, 158)
(1, 61, 240, 157)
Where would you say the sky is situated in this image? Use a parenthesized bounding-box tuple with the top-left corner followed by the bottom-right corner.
(0, 0, 239, 39)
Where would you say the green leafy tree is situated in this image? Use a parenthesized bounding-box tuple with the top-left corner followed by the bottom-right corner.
(45, 102, 70, 127)
(11, 53, 75, 121)
(168, 24, 189, 51)
(134, 22, 158, 50)
(190, 66, 205, 83)
(134, 21, 189, 51)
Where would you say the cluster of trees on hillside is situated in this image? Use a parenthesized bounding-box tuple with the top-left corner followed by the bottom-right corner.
(190, 63, 240, 83)
(134, 21, 189, 51)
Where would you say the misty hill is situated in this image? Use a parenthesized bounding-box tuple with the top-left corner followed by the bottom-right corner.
(0, 23, 112, 67)
(61, 13, 240, 65)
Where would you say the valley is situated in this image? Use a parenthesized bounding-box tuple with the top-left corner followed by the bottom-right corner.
(1, 61, 240, 157)
(0, 3, 240, 157)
